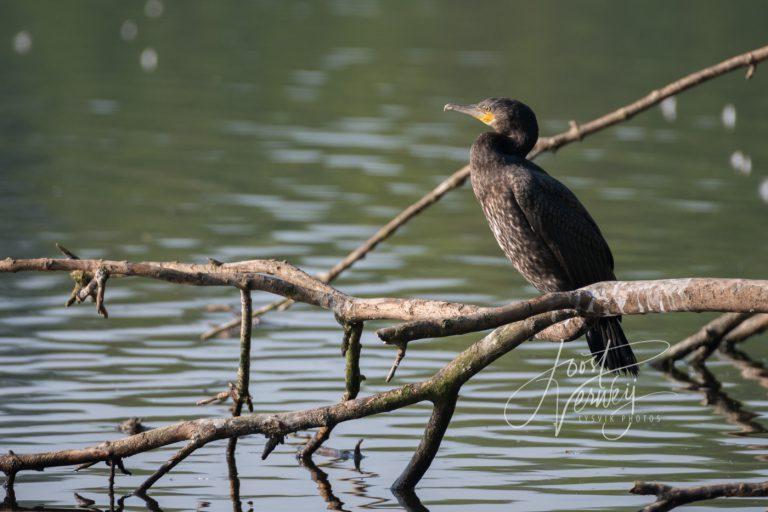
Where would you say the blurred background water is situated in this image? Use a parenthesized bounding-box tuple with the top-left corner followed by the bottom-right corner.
(1, 1, 768, 510)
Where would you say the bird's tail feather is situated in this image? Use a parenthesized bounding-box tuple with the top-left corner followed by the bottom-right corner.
(585, 317, 638, 376)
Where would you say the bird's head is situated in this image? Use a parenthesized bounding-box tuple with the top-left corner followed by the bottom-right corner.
(444, 97, 539, 155)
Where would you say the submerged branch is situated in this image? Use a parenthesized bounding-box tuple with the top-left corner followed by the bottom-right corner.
(631, 479, 768, 512)
(652, 313, 756, 370)
(723, 313, 768, 346)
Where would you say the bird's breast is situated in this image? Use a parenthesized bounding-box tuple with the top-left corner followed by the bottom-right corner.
(471, 168, 570, 292)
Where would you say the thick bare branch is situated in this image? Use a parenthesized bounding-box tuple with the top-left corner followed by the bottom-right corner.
(378, 291, 595, 343)
(380, 279, 768, 344)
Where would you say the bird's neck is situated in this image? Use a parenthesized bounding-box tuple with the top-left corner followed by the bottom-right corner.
(470, 131, 531, 170)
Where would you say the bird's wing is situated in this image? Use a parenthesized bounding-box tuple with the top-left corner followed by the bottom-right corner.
(510, 165, 615, 288)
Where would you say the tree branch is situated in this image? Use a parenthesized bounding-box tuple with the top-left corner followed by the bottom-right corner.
(379, 279, 768, 345)
(651, 313, 755, 370)
(533, 44, 768, 156)
(133, 437, 208, 497)
(233, 290, 254, 416)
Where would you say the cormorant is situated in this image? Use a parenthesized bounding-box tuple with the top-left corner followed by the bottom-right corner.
(445, 98, 638, 375)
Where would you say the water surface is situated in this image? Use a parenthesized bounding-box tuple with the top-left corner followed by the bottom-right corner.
(1, 2, 768, 510)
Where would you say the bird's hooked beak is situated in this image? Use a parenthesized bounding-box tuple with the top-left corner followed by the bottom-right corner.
(444, 103, 496, 125)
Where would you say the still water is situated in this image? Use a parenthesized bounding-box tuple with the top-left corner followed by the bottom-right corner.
(1, 1, 768, 510)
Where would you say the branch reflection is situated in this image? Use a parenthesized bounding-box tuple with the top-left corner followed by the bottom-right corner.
(663, 362, 766, 435)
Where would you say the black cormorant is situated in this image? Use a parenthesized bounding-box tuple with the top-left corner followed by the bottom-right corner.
(445, 98, 638, 375)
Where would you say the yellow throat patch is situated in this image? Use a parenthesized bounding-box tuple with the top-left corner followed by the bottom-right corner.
(477, 112, 495, 125)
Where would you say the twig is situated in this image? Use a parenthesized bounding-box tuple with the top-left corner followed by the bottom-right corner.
(202, 299, 284, 340)
(261, 435, 284, 460)
(201, 43, 768, 339)
(108, 456, 131, 475)
(631, 479, 768, 511)
(2, 451, 18, 506)
(73, 493, 96, 508)
(196, 384, 234, 406)
(75, 273, 99, 303)
(203, 304, 234, 313)
(386, 344, 406, 383)
(55, 244, 96, 308)
(74, 460, 98, 471)
(55, 243, 79, 260)
(133, 434, 210, 496)
(533, 44, 768, 155)
(94, 268, 109, 318)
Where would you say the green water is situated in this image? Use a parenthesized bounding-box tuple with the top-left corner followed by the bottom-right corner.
(1, 1, 767, 510)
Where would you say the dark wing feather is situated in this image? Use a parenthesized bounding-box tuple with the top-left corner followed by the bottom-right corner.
(510, 163, 615, 288)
